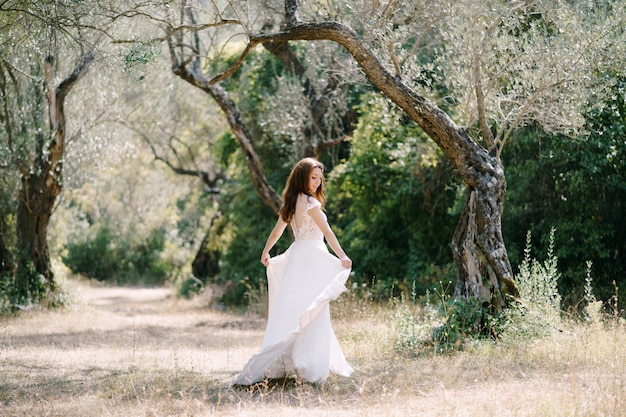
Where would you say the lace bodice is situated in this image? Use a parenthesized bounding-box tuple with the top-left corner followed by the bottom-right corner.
(292, 194, 324, 241)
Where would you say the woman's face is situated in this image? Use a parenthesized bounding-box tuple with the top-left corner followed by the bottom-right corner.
(308, 167, 323, 195)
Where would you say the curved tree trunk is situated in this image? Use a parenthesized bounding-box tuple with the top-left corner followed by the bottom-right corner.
(180, 73, 282, 214)
(217, 20, 519, 308)
(15, 53, 93, 302)
(452, 184, 518, 310)
(191, 214, 223, 280)
(167, 34, 282, 214)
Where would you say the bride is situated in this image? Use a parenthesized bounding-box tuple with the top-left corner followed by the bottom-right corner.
(234, 157, 354, 385)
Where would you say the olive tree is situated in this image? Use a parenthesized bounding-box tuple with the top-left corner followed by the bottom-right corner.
(0, 2, 98, 305)
(261, 1, 622, 309)
(0, 0, 141, 307)
(123, 0, 624, 310)
(112, 1, 362, 213)
(430, 1, 625, 303)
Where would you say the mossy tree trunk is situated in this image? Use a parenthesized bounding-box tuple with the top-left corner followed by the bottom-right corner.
(14, 53, 93, 303)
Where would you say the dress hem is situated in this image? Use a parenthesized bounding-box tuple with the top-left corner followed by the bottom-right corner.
(233, 267, 351, 385)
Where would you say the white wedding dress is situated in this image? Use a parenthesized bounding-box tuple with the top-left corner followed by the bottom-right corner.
(234, 194, 353, 385)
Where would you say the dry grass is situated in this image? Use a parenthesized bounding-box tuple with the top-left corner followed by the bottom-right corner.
(1, 279, 625, 416)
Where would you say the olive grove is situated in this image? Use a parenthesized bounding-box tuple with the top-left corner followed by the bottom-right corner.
(1, 0, 624, 314)
(121, 0, 625, 310)
(0, 0, 205, 308)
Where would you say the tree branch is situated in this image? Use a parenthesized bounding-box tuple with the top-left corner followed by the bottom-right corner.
(316, 134, 350, 154)
(170, 49, 281, 212)
(122, 120, 224, 192)
(46, 50, 94, 172)
(208, 39, 260, 84)
(472, 51, 495, 152)
(56, 51, 95, 108)
(215, 21, 489, 182)
(496, 78, 571, 156)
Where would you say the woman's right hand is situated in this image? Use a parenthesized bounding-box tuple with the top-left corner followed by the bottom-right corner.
(260, 252, 270, 267)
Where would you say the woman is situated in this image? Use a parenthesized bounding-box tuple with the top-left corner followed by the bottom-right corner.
(234, 157, 354, 385)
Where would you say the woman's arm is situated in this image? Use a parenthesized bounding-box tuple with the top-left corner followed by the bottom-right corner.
(308, 206, 352, 269)
(260, 216, 288, 267)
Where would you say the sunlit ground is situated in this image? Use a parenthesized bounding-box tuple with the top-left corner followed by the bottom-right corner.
(1, 278, 624, 417)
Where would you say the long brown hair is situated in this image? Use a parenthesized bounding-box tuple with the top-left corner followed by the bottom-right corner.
(278, 157, 326, 223)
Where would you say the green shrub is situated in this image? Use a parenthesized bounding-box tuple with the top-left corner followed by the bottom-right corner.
(583, 261, 603, 323)
(430, 298, 493, 354)
(62, 225, 170, 286)
(393, 302, 425, 356)
(493, 229, 563, 343)
(0, 271, 13, 315)
(177, 276, 205, 299)
(0, 261, 73, 314)
(329, 93, 461, 299)
(516, 229, 561, 318)
(394, 229, 569, 355)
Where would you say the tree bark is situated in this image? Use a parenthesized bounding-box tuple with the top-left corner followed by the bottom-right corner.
(261, 38, 353, 158)
(452, 186, 518, 310)
(191, 214, 223, 280)
(227, 21, 519, 307)
(167, 37, 282, 214)
(15, 52, 93, 300)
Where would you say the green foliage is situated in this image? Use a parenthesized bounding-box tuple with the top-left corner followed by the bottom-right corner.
(186, 123, 288, 306)
(393, 303, 428, 356)
(123, 41, 161, 81)
(494, 229, 564, 344)
(583, 261, 603, 324)
(62, 224, 170, 286)
(474, 230, 565, 344)
(177, 276, 204, 299)
(435, 0, 623, 140)
(0, 260, 72, 314)
(430, 298, 492, 354)
(213, 172, 284, 307)
(502, 75, 626, 307)
(124, 42, 160, 69)
(393, 285, 495, 356)
(0, 274, 11, 314)
(395, 230, 568, 355)
(329, 93, 460, 298)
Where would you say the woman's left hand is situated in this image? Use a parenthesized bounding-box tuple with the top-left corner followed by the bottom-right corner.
(340, 256, 352, 269)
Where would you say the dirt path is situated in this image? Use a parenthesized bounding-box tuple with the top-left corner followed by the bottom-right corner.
(3, 280, 625, 417)
(0, 280, 270, 416)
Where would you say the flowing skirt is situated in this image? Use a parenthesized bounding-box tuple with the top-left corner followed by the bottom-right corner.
(234, 239, 353, 385)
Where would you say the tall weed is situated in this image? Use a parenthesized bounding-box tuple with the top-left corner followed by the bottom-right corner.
(496, 229, 563, 344)
(394, 228, 571, 354)
(515, 229, 561, 318)
(583, 260, 603, 324)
